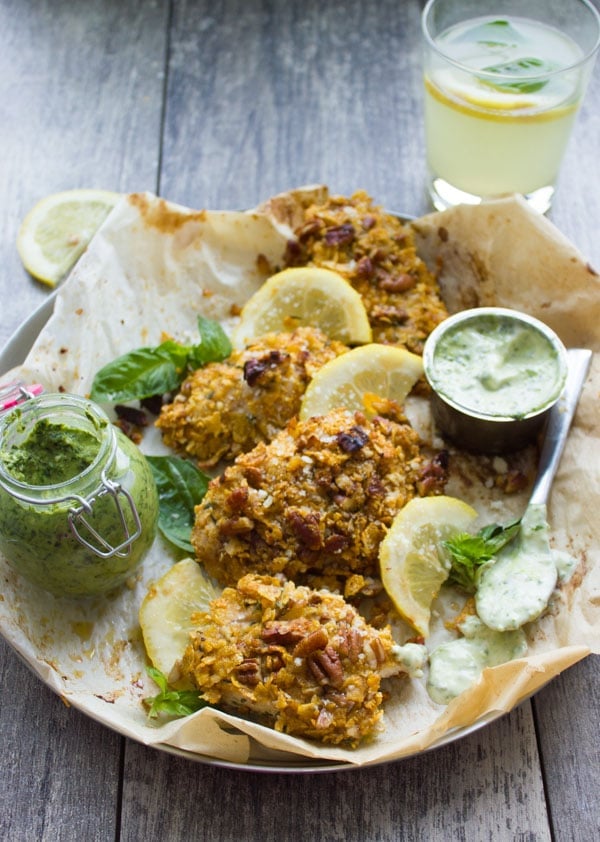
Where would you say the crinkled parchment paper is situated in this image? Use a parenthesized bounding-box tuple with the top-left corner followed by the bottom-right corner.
(0, 189, 598, 768)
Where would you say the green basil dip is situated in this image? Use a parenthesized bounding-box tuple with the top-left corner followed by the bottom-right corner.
(425, 309, 567, 419)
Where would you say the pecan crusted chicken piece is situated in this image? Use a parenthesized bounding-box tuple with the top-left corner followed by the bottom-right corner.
(178, 574, 407, 746)
(156, 326, 347, 466)
(284, 190, 448, 353)
(192, 407, 447, 596)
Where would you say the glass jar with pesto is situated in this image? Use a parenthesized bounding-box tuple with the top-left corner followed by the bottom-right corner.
(0, 393, 159, 598)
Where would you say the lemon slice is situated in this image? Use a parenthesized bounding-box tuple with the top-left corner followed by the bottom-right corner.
(299, 343, 423, 420)
(232, 266, 372, 347)
(17, 188, 121, 286)
(379, 496, 478, 637)
(139, 558, 221, 677)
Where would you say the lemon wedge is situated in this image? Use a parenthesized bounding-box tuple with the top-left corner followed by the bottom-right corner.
(299, 343, 423, 420)
(139, 558, 221, 678)
(17, 188, 121, 286)
(232, 266, 372, 347)
(379, 496, 478, 637)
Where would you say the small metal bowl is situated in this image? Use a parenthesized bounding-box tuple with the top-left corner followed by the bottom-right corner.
(422, 307, 568, 454)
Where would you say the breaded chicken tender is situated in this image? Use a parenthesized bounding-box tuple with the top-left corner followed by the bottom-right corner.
(156, 326, 347, 466)
(192, 407, 447, 596)
(178, 573, 406, 746)
(284, 191, 448, 353)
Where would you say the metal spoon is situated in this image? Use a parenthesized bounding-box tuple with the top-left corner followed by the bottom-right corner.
(528, 348, 592, 507)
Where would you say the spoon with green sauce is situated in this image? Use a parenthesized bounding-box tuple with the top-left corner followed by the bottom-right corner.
(476, 348, 592, 631)
(428, 349, 592, 704)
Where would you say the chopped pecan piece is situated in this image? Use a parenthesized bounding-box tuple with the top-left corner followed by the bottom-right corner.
(369, 304, 409, 324)
(369, 637, 387, 666)
(236, 658, 261, 686)
(286, 509, 322, 550)
(226, 486, 248, 511)
(307, 646, 344, 687)
(356, 255, 374, 279)
(361, 215, 376, 231)
(323, 532, 350, 553)
(324, 223, 355, 247)
(417, 450, 449, 496)
(378, 273, 416, 293)
(261, 621, 307, 646)
(218, 515, 254, 536)
(293, 628, 329, 658)
(298, 218, 324, 240)
(337, 625, 363, 661)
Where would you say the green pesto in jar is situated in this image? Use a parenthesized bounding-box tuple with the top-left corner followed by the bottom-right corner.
(0, 396, 158, 598)
(1, 418, 101, 485)
(428, 312, 564, 419)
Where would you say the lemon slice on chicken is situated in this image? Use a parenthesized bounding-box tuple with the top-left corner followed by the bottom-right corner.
(232, 266, 372, 347)
(379, 496, 478, 637)
(299, 343, 423, 420)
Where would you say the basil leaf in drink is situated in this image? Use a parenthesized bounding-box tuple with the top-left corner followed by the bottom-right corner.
(146, 455, 210, 552)
(466, 18, 523, 49)
(479, 57, 559, 95)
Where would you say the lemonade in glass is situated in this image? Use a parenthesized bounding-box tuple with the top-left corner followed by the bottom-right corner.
(422, 0, 600, 212)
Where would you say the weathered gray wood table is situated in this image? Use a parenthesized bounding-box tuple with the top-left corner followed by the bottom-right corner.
(1, 1, 599, 839)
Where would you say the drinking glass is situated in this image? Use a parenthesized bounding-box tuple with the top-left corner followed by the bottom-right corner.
(422, 0, 600, 212)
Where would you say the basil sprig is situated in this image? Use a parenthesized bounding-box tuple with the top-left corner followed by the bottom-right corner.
(90, 315, 231, 402)
(444, 519, 521, 593)
(146, 455, 210, 552)
(144, 667, 206, 718)
(479, 57, 558, 95)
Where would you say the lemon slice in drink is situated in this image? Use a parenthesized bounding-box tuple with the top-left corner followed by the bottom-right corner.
(139, 558, 221, 677)
(299, 343, 423, 420)
(232, 266, 372, 347)
(17, 188, 121, 286)
(379, 496, 478, 637)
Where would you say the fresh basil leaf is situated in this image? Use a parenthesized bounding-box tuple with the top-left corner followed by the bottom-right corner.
(188, 315, 232, 367)
(444, 518, 521, 593)
(155, 338, 193, 370)
(90, 344, 183, 402)
(144, 667, 206, 719)
(477, 519, 521, 553)
(146, 455, 210, 552)
(90, 317, 231, 403)
(479, 57, 557, 95)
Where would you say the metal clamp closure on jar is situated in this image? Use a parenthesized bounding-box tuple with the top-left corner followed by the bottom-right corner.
(2, 471, 142, 558)
(67, 473, 143, 558)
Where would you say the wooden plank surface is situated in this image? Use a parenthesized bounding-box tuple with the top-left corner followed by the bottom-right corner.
(1, 1, 599, 840)
(0, 1, 167, 840)
(0, 0, 168, 348)
(119, 704, 551, 842)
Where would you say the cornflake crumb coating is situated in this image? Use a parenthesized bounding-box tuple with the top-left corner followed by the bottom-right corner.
(156, 326, 348, 466)
(178, 573, 407, 746)
(192, 407, 448, 597)
(284, 190, 448, 352)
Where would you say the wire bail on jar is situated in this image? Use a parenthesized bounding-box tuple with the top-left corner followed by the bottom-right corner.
(4, 471, 144, 559)
(68, 472, 143, 558)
